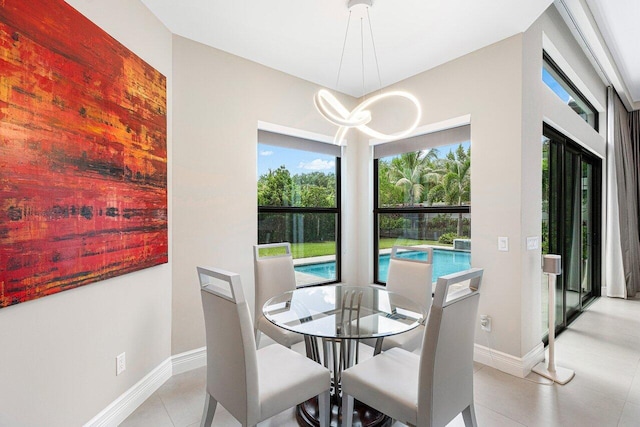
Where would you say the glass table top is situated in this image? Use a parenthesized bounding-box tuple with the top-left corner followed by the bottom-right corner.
(262, 284, 427, 339)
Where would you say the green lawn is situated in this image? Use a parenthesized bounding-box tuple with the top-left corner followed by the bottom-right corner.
(379, 238, 449, 250)
(291, 242, 336, 258)
(259, 239, 451, 259)
(257, 242, 335, 258)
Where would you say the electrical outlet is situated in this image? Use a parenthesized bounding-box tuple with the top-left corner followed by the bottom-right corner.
(116, 352, 126, 376)
(480, 315, 492, 332)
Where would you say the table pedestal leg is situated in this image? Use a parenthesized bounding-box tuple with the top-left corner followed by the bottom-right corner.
(297, 337, 391, 427)
(296, 395, 392, 427)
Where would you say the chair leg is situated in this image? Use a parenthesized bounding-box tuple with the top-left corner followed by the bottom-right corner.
(254, 328, 261, 349)
(342, 393, 354, 427)
(318, 389, 330, 427)
(200, 393, 217, 427)
(462, 402, 478, 427)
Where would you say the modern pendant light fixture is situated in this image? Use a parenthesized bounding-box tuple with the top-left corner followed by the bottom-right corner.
(314, 0, 422, 145)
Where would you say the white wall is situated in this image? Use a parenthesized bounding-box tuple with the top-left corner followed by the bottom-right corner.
(520, 5, 606, 355)
(348, 5, 606, 369)
(0, 1, 173, 426)
(171, 35, 355, 354)
(524, 6, 606, 153)
(352, 34, 527, 359)
(171, 4, 608, 372)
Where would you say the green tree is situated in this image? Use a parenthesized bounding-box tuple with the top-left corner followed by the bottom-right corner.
(428, 145, 471, 235)
(300, 185, 333, 207)
(294, 171, 334, 190)
(258, 166, 294, 207)
(300, 184, 334, 240)
(293, 171, 336, 208)
(258, 167, 338, 243)
(388, 150, 440, 206)
(541, 140, 550, 254)
(378, 159, 404, 207)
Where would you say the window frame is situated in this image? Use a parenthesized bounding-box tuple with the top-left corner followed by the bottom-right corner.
(372, 157, 471, 285)
(257, 147, 341, 287)
(542, 51, 599, 131)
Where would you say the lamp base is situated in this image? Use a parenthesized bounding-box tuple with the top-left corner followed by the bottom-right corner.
(348, 0, 373, 9)
(532, 362, 575, 385)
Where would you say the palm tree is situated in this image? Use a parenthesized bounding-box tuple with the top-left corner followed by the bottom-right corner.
(428, 145, 471, 235)
(388, 150, 440, 206)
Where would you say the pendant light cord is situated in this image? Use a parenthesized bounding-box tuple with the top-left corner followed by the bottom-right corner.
(361, 17, 365, 98)
(334, 5, 383, 96)
(335, 10, 352, 89)
(315, 2, 422, 145)
(366, 6, 383, 93)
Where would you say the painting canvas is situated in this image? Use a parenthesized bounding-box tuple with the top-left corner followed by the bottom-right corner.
(0, 0, 168, 308)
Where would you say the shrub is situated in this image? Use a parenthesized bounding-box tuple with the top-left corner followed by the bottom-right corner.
(438, 232, 460, 245)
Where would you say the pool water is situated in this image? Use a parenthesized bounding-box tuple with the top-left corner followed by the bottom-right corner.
(294, 249, 471, 282)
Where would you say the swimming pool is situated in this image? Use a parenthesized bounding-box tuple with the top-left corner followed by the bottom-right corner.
(294, 249, 471, 282)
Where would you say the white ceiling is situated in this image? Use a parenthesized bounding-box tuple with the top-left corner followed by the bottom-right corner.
(585, 0, 640, 103)
(141, 0, 553, 97)
(140, 0, 640, 107)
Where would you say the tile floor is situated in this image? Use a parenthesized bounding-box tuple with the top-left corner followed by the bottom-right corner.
(121, 296, 640, 427)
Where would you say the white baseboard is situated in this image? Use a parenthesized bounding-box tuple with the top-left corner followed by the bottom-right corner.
(84, 358, 172, 427)
(474, 342, 545, 378)
(172, 346, 206, 375)
(85, 347, 207, 427)
(89, 343, 545, 425)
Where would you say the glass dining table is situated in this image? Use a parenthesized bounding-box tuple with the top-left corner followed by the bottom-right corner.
(263, 284, 427, 427)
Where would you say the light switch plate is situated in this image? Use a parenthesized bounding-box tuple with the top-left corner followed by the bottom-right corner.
(527, 236, 539, 250)
(498, 236, 509, 252)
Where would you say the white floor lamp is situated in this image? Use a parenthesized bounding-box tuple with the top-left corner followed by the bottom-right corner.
(532, 254, 575, 385)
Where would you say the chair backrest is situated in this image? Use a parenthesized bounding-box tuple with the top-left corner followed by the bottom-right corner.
(417, 268, 483, 427)
(386, 246, 434, 312)
(197, 266, 260, 426)
(253, 243, 297, 324)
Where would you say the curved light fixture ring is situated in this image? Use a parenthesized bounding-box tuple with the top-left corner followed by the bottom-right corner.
(315, 89, 422, 145)
(314, 0, 422, 145)
(314, 89, 371, 127)
(352, 90, 422, 141)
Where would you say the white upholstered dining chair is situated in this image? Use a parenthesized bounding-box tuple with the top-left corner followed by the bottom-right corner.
(253, 242, 304, 348)
(342, 268, 484, 427)
(379, 245, 434, 352)
(197, 266, 331, 427)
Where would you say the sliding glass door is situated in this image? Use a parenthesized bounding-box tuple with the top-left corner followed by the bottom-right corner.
(541, 124, 601, 338)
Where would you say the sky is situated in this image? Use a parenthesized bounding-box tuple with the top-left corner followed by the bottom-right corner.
(257, 143, 336, 177)
(257, 141, 471, 178)
(542, 67, 571, 103)
(424, 141, 471, 159)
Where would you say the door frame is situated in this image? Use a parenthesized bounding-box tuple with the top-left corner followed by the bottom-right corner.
(543, 123, 602, 336)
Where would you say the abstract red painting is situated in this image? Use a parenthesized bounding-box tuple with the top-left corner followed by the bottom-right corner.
(0, 0, 168, 308)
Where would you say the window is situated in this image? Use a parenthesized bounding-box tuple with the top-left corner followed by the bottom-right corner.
(257, 130, 341, 286)
(373, 126, 472, 284)
(542, 51, 598, 130)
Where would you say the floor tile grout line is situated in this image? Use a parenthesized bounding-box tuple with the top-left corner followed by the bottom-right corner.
(474, 401, 528, 427)
(157, 391, 180, 427)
